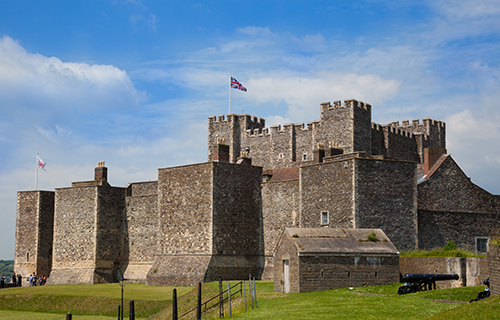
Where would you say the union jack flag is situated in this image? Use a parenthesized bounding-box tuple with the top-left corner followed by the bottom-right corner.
(231, 76, 247, 92)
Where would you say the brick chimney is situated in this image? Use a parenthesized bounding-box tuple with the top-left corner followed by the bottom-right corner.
(94, 161, 108, 181)
(213, 144, 230, 162)
(424, 148, 447, 175)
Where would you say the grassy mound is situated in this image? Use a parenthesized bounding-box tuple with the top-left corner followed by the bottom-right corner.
(0, 283, 191, 318)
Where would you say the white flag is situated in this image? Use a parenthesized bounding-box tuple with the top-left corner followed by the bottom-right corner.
(37, 154, 46, 171)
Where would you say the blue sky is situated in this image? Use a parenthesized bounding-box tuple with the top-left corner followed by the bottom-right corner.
(1, 0, 500, 259)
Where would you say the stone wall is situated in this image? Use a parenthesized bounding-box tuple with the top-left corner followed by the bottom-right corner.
(261, 179, 299, 279)
(418, 156, 498, 214)
(50, 185, 98, 284)
(210, 162, 264, 280)
(400, 257, 488, 288)
(417, 156, 500, 250)
(355, 157, 418, 251)
(297, 255, 399, 292)
(14, 190, 54, 281)
(95, 184, 126, 282)
(50, 181, 125, 285)
(299, 159, 355, 229)
(123, 182, 158, 282)
(488, 243, 500, 295)
(274, 232, 300, 292)
(148, 161, 264, 286)
(418, 210, 500, 251)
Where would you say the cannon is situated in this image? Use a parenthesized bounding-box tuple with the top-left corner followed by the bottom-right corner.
(398, 273, 459, 295)
(470, 278, 490, 303)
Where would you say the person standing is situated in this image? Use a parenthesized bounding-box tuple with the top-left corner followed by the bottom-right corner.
(17, 274, 22, 287)
(11, 273, 16, 287)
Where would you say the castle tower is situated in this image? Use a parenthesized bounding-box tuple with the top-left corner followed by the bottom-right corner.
(14, 190, 55, 282)
(147, 158, 264, 286)
(48, 162, 126, 285)
(208, 99, 372, 170)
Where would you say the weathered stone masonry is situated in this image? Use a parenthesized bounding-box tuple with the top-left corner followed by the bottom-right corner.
(14, 98, 500, 286)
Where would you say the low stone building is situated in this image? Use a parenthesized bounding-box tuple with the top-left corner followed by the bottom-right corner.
(274, 228, 399, 293)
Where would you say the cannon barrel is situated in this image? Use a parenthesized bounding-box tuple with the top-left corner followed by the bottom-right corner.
(403, 273, 459, 283)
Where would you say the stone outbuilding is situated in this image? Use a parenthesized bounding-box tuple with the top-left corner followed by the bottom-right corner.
(274, 228, 399, 293)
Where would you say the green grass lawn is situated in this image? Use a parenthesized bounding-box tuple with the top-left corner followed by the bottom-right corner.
(0, 283, 192, 319)
(0, 281, 497, 319)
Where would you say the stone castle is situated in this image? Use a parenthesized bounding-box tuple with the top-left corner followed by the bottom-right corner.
(15, 98, 500, 286)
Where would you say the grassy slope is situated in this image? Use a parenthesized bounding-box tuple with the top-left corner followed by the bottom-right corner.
(228, 282, 492, 320)
(0, 281, 496, 319)
(0, 283, 192, 319)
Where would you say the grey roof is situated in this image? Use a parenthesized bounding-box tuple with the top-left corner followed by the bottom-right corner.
(283, 228, 399, 256)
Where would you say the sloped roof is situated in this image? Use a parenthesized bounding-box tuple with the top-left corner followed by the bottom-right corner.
(283, 228, 399, 256)
(423, 154, 449, 180)
(270, 167, 300, 182)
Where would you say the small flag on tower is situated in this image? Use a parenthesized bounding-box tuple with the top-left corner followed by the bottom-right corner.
(231, 76, 247, 92)
(37, 154, 46, 171)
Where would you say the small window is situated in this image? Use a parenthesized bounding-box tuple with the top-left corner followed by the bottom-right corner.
(303, 154, 307, 161)
(476, 237, 489, 253)
(321, 211, 329, 225)
(278, 153, 284, 160)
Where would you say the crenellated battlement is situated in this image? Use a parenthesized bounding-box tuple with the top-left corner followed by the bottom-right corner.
(320, 99, 371, 121)
(389, 118, 446, 136)
(208, 98, 445, 168)
(371, 123, 414, 139)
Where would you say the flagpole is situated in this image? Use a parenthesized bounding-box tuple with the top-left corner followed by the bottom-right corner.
(35, 153, 38, 190)
(229, 74, 232, 114)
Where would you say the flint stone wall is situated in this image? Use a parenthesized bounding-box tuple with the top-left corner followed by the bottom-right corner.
(50, 181, 125, 285)
(148, 161, 264, 286)
(299, 159, 354, 229)
(261, 179, 299, 279)
(355, 157, 418, 251)
(123, 182, 158, 282)
(488, 244, 500, 295)
(14, 190, 54, 281)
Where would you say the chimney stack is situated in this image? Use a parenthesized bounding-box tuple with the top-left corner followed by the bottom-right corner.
(424, 148, 447, 175)
(213, 144, 230, 162)
(94, 161, 108, 181)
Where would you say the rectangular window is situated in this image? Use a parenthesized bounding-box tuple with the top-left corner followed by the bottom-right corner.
(476, 237, 489, 253)
(321, 211, 329, 225)
(303, 154, 307, 161)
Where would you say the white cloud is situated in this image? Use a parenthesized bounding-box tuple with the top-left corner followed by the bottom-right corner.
(0, 35, 147, 115)
(246, 72, 401, 121)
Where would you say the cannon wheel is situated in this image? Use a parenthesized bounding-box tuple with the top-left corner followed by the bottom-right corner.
(477, 291, 490, 300)
(398, 286, 410, 295)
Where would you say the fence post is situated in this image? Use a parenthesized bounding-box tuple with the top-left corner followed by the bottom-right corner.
(243, 280, 247, 311)
(118, 305, 121, 320)
(130, 300, 135, 320)
(197, 282, 202, 320)
(173, 288, 178, 320)
(228, 282, 232, 317)
(219, 276, 224, 318)
(66, 312, 72, 320)
(249, 274, 254, 309)
(253, 277, 257, 308)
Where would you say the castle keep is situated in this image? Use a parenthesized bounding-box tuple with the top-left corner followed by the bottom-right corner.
(15, 99, 500, 286)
